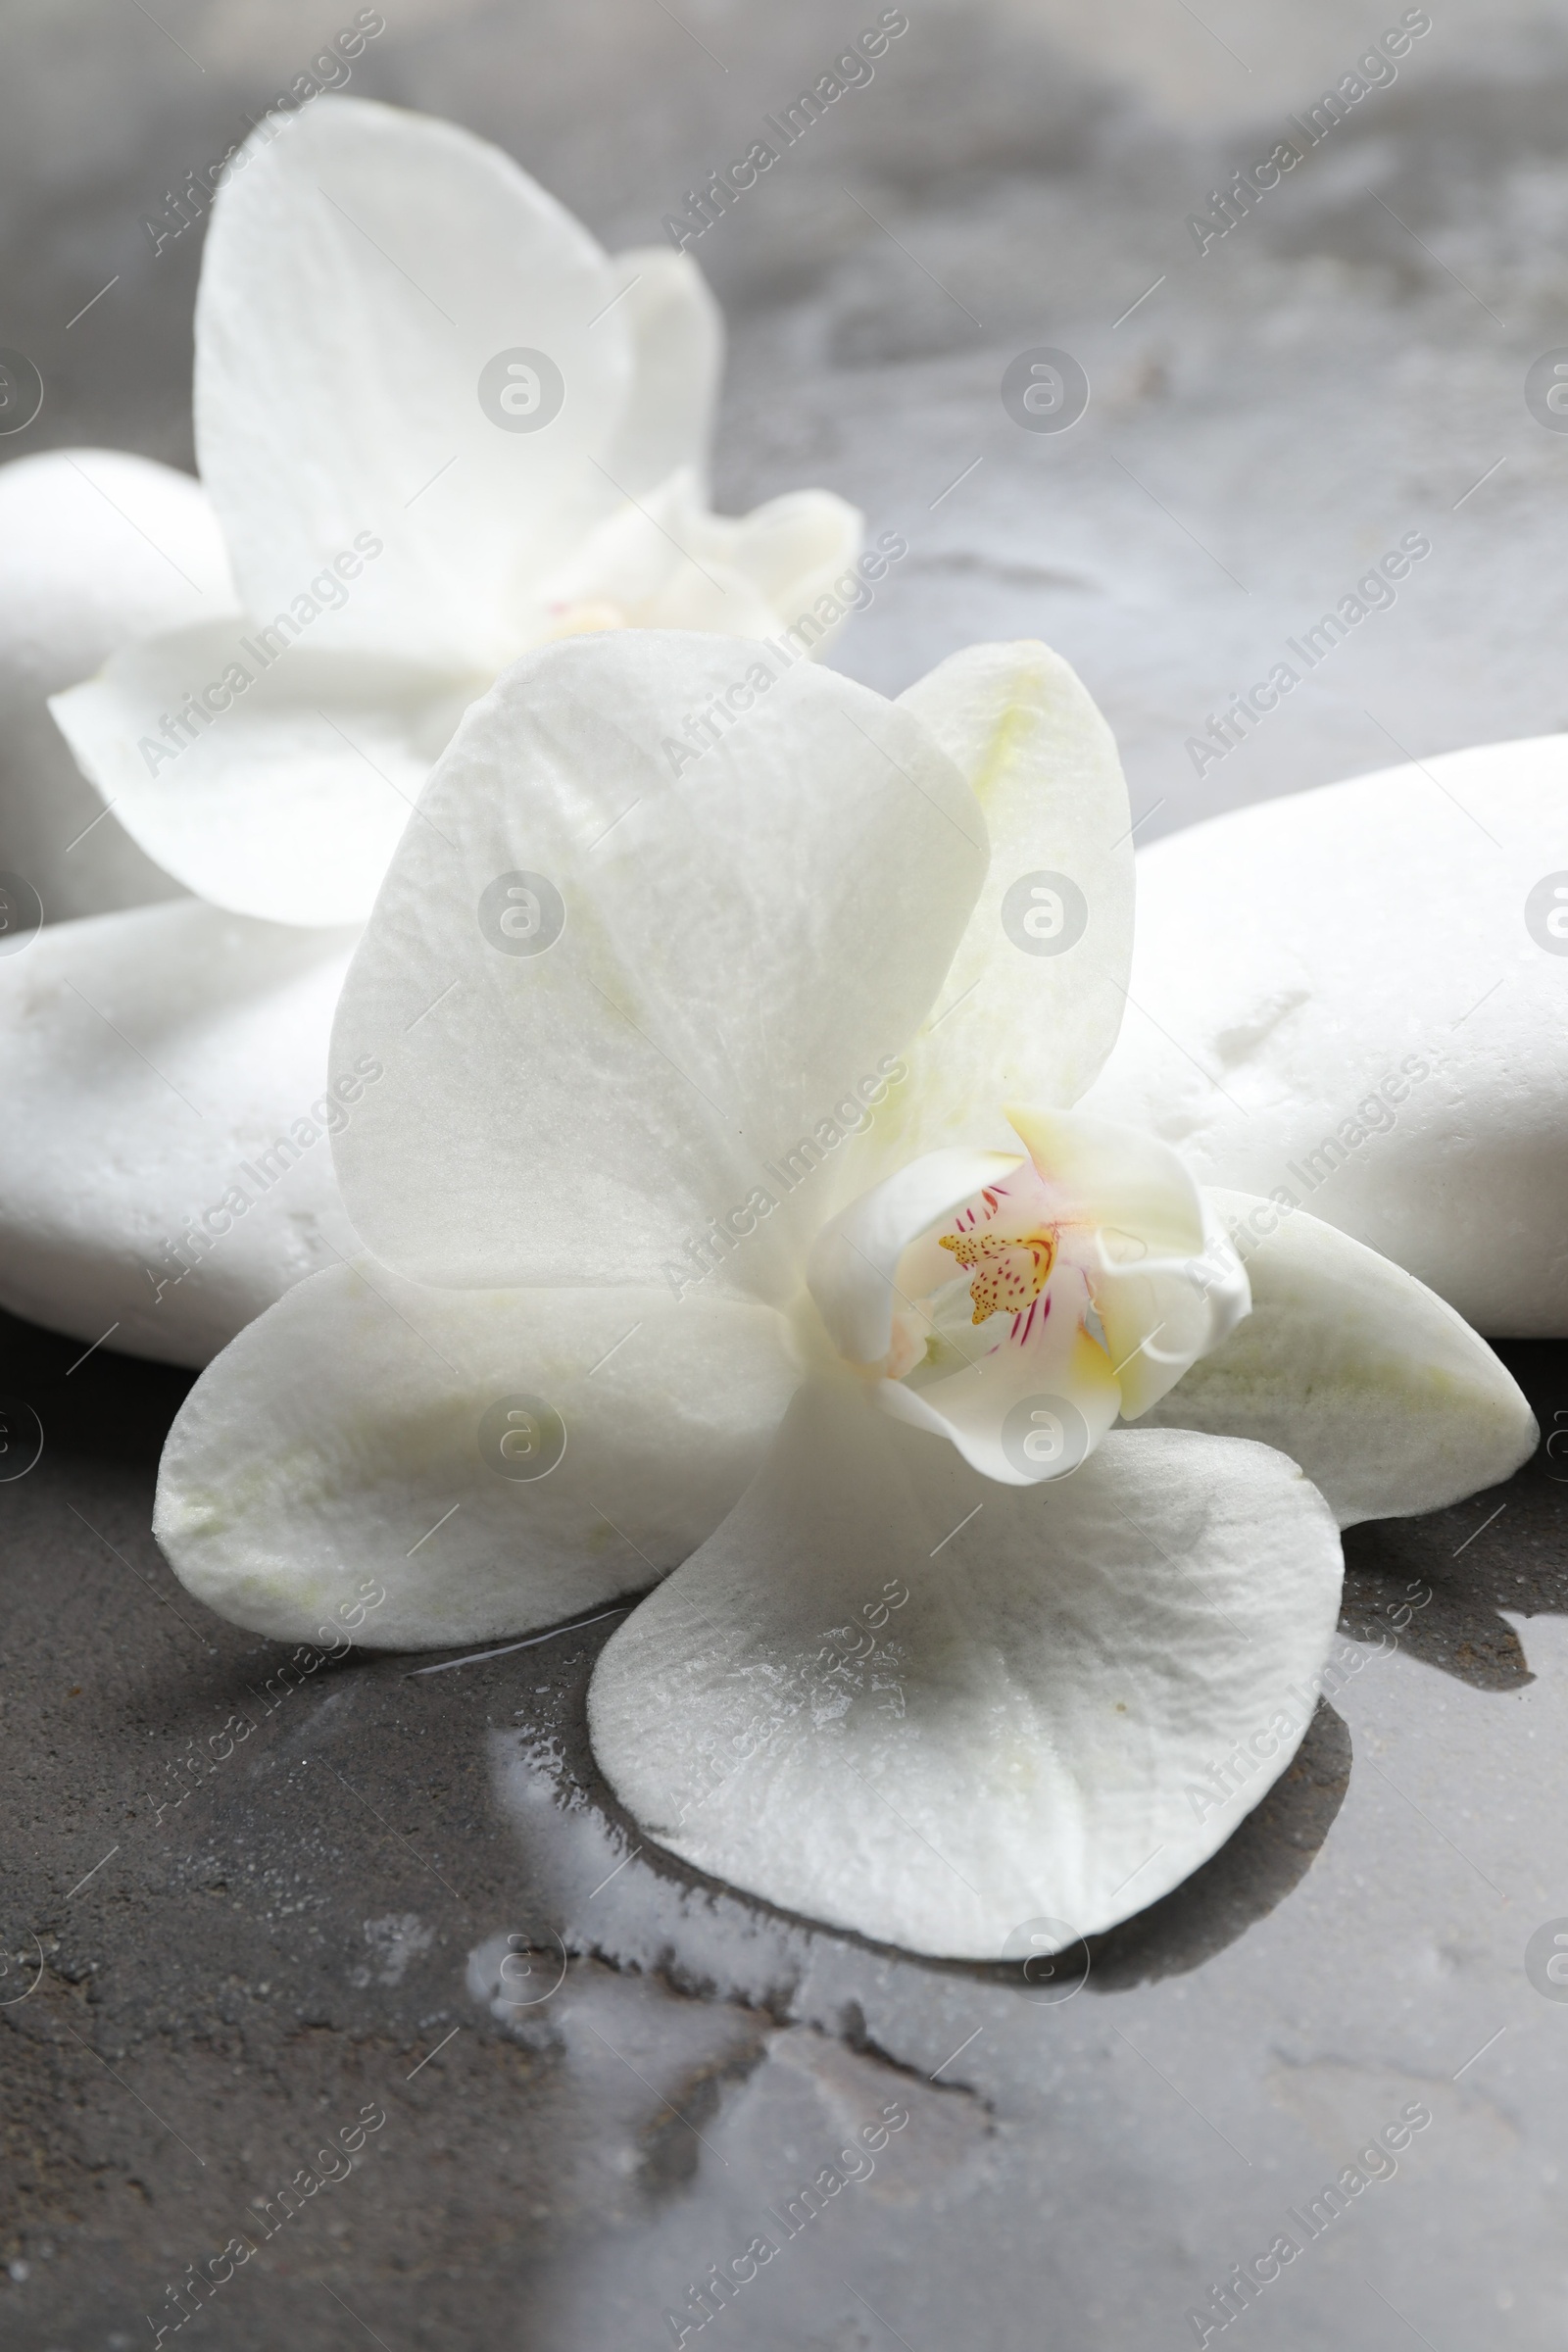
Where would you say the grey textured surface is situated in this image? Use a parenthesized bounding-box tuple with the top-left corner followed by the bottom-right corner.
(3, 1308, 1566, 2351)
(4, 2, 1568, 2345)
(9, 0, 1568, 836)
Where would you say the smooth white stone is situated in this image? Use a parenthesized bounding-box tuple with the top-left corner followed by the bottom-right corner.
(1084, 737, 1568, 1335)
(0, 900, 360, 1367)
(0, 448, 233, 922)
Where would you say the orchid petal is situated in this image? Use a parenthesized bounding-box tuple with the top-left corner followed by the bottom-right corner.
(1087, 1198, 1250, 1421)
(524, 469, 783, 642)
(890, 640, 1134, 1154)
(0, 902, 358, 1367)
(528, 473, 863, 644)
(330, 631, 987, 1299)
(0, 448, 231, 919)
(50, 620, 469, 925)
(680, 488, 865, 643)
(1010, 1107, 1249, 1418)
(155, 1270, 794, 1647)
(628, 545, 786, 638)
(1006, 1104, 1206, 1256)
(195, 96, 631, 671)
(588, 1383, 1343, 1958)
(1143, 1190, 1540, 1525)
(599, 248, 722, 499)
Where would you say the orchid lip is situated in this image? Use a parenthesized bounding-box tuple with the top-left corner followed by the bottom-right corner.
(807, 1111, 1253, 1488)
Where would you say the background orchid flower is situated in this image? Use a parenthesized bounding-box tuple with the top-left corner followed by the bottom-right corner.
(46, 94, 863, 930)
(0, 96, 861, 1368)
(153, 631, 1536, 1959)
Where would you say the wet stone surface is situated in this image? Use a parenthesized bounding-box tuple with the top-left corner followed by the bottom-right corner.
(2, 1305, 1565, 2349)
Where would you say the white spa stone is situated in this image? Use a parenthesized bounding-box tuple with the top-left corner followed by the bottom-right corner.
(0, 448, 232, 922)
(1083, 736, 1568, 1335)
(0, 899, 359, 1367)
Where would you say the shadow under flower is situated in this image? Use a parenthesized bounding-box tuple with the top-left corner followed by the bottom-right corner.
(492, 1641, 1349, 2005)
(1084, 1699, 1350, 1991)
(1337, 1338, 1567, 1695)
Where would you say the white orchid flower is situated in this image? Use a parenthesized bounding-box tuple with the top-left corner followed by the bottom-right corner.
(154, 633, 1536, 1958)
(47, 94, 862, 928)
(0, 96, 863, 1367)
